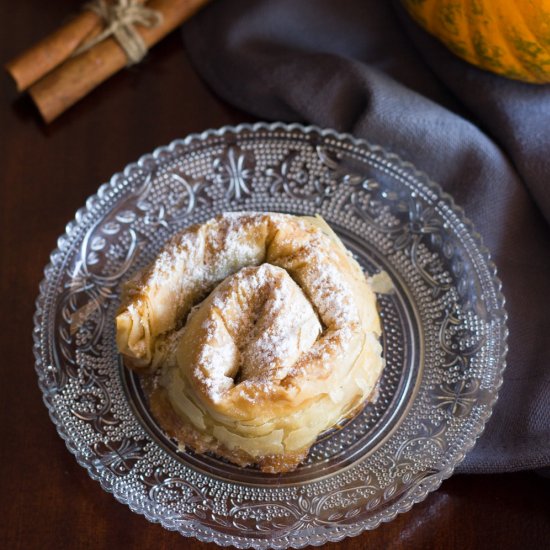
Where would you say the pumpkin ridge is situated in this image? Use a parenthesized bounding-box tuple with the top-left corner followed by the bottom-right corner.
(402, 0, 550, 84)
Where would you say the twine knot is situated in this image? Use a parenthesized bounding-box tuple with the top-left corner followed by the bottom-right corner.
(74, 0, 163, 65)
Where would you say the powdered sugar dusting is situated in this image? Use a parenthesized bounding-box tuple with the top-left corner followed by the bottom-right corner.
(237, 264, 321, 382)
(273, 226, 359, 329)
(194, 314, 240, 403)
(193, 264, 322, 402)
(124, 213, 368, 404)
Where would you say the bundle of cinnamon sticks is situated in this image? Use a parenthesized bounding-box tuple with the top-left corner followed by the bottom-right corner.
(5, 0, 210, 123)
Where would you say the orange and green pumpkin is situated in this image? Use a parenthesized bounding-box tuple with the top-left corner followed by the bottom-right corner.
(401, 0, 550, 84)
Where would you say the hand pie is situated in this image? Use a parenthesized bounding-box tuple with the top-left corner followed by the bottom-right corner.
(116, 213, 384, 473)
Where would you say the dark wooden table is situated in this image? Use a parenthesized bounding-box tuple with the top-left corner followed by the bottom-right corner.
(1, 3, 548, 549)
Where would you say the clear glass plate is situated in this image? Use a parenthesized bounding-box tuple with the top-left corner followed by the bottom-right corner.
(33, 123, 507, 548)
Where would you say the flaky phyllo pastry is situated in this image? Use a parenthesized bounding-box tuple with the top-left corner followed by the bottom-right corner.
(116, 213, 384, 473)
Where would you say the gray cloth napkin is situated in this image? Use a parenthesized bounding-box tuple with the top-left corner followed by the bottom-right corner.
(182, 0, 550, 473)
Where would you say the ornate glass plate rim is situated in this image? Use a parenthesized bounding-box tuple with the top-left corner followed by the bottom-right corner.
(33, 122, 508, 548)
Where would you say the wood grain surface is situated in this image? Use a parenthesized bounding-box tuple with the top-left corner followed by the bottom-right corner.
(0, 2, 548, 549)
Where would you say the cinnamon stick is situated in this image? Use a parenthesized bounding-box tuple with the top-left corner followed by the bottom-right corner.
(28, 0, 210, 123)
(5, 11, 103, 92)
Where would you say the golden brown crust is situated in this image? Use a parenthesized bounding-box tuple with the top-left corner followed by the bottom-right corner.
(116, 213, 384, 473)
(150, 386, 307, 473)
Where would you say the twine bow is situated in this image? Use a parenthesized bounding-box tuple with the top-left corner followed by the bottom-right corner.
(73, 0, 163, 65)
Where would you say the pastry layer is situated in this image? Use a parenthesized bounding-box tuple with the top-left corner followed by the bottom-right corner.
(116, 213, 384, 472)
